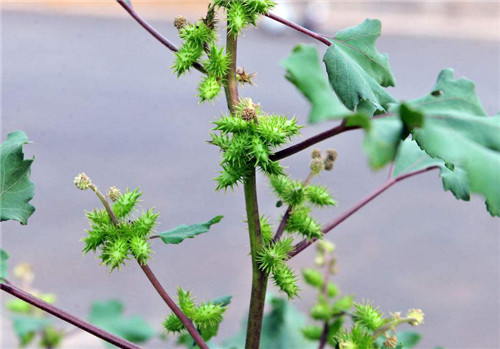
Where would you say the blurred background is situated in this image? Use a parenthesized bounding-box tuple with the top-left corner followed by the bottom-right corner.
(1, 1, 499, 348)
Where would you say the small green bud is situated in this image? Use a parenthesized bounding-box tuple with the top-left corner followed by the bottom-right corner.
(174, 15, 188, 30)
(40, 293, 56, 304)
(107, 186, 121, 202)
(329, 258, 338, 275)
(74, 172, 91, 190)
(6, 299, 31, 313)
(314, 255, 325, 267)
(327, 282, 339, 298)
(310, 301, 330, 320)
(317, 239, 335, 254)
(14, 263, 34, 284)
(332, 295, 353, 313)
(301, 325, 323, 341)
(302, 268, 324, 289)
(407, 308, 424, 326)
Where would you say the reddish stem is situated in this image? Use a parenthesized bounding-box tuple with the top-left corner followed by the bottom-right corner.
(289, 166, 439, 258)
(264, 12, 332, 46)
(0, 281, 141, 349)
(271, 121, 356, 161)
(140, 264, 209, 349)
(115, 0, 205, 73)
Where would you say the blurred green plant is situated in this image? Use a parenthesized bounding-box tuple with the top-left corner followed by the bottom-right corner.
(1, 0, 497, 349)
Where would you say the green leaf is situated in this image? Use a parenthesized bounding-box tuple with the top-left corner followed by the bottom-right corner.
(323, 19, 397, 114)
(89, 300, 155, 344)
(393, 139, 469, 202)
(401, 69, 500, 216)
(281, 44, 349, 124)
(362, 116, 403, 169)
(157, 215, 223, 245)
(210, 295, 232, 307)
(11, 315, 51, 347)
(223, 296, 316, 349)
(0, 131, 35, 224)
(1, 248, 9, 281)
(407, 68, 487, 116)
(398, 331, 422, 348)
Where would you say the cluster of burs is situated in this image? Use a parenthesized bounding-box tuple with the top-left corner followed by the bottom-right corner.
(172, 0, 276, 101)
(79, 183, 157, 270)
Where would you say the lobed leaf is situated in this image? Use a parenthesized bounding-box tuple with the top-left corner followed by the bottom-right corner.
(323, 19, 397, 114)
(0, 131, 35, 224)
(281, 45, 349, 124)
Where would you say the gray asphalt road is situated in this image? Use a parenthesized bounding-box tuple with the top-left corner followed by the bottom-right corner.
(1, 10, 499, 349)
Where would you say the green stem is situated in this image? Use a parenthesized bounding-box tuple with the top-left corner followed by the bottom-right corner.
(224, 26, 239, 114)
(244, 170, 268, 349)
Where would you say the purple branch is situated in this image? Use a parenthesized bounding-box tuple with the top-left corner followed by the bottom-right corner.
(289, 166, 439, 258)
(116, 0, 205, 73)
(271, 121, 356, 161)
(0, 281, 142, 349)
(264, 12, 332, 46)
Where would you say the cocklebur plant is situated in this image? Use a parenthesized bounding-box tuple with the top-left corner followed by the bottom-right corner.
(301, 242, 425, 349)
(1, 1, 499, 349)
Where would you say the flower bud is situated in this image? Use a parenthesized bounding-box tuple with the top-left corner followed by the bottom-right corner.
(107, 186, 122, 202)
(74, 173, 92, 190)
(174, 15, 188, 30)
(311, 148, 322, 160)
(383, 335, 398, 349)
(317, 239, 335, 253)
(407, 308, 424, 326)
(14, 263, 34, 284)
(309, 158, 324, 175)
(236, 67, 256, 86)
(324, 148, 338, 171)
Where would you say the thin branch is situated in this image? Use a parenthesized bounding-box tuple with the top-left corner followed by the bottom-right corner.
(289, 166, 439, 258)
(88, 186, 208, 349)
(264, 12, 331, 46)
(271, 120, 356, 161)
(115, 0, 205, 74)
(272, 170, 315, 243)
(139, 264, 209, 349)
(0, 281, 142, 349)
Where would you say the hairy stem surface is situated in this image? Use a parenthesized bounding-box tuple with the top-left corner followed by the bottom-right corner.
(244, 171, 268, 349)
(224, 28, 239, 114)
(0, 281, 141, 349)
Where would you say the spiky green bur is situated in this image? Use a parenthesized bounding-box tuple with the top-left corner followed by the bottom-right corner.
(179, 22, 216, 47)
(259, 216, 273, 246)
(205, 46, 229, 78)
(353, 302, 385, 331)
(172, 43, 203, 77)
(211, 102, 300, 191)
(272, 264, 299, 299)
(198, 75, 222, 102)
(306, 185, 337, 207)
(286, 206, 322, 240)
(215, 0, 276, 35)
(113, 188, 141, 218)
(335, 325, 372, 349)
(162, 288, 228, 341)
(257, 238, 293, 274)
(82, 188, 158, 271)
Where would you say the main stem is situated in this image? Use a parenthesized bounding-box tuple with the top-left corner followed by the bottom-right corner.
(243, 171, 268, 349)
